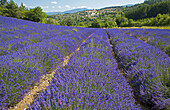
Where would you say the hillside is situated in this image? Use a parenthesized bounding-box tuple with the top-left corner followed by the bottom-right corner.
(0, 0, 169, 27)
(47, 0, 170, 27)
(125, 0, 170, 20)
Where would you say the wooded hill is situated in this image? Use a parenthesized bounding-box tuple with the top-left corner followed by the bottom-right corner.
(125, 0, 170, 20)
(0, 0, 169, 27)
(47, 0, 170, 27)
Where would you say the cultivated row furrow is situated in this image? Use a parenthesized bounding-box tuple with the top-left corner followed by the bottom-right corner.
(107, 29, 170, 110)
(11, 30, 95, 110)
(121, 29, 170, 56)
(0, 16, 84, 56)
(28, 29, 140, 110)
(0, 26, 96, 110)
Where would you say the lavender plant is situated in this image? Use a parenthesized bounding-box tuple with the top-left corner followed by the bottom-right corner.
(107, 29, 170, 109)
(122, 29, 170, 56)
(0, 16, 84, 56)
(29, 29, 140, 110)
(0, 16, 96, 109)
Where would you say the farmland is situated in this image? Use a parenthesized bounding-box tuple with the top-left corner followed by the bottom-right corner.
(0, 16, 170, 110)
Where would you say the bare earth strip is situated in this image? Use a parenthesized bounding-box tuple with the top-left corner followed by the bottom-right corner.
(10, 33, 94, 110)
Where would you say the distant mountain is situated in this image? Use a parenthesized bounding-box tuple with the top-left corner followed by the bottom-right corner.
(64, 8, 90, 14)
(122, 4, 135, 7)
(46, 8, 89, 15)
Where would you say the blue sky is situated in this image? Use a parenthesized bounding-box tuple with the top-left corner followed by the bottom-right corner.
(11, 0, 144, 12)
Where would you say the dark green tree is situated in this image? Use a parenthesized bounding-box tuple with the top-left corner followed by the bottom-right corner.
(78, 22, 85, 27)
(128, 19, 135, 27)
(0, 0, 7, 5)
(60, 17, 74, 26)
(25, 7, 47, 22)
(115, 16, 128, 27)
(126, 0, 170, 20)
(105, 22, 109, 28)
(115, 16, 121, 27)
(91, 19, 101, 28)
(107, 21, 117, 28)
(17, 2, 26, 18)
(144, 0, 167, 4)
(0, 3, 6, 15)
(4, 0, 18, 18)
(46, 18, 54, 24)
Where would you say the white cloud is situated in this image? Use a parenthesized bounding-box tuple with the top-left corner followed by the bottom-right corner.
(28, 6, 35, 8)
(52, 6, 55, 8)
(58, 6, 62, 8)
(65, 5, 71, 8)
(51, 1, 57, 4)
(41, 6, 49, 9)
(77, 6, 87, 8)
(44, 10, 58, 12)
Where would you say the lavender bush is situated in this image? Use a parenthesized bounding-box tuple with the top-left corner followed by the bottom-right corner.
(107, 29, 170, 109)
(0, 16, 96, 109)
(29, 29, 140, 110)
(0, 16, 83, 56)
(121, 29, 170, 56)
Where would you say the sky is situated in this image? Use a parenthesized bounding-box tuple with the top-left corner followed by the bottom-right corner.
(11, 0, 145, 12)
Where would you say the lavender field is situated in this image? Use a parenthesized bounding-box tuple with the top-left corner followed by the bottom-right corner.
(0, 16, 170, 110)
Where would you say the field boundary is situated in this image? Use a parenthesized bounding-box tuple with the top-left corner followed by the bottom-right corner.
(10, 32, 95, 110)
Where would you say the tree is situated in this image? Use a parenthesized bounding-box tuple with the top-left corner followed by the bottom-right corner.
(116, 16, 128, 27)
(46, 18, 54, 24)
(5, 0, 18, 18)
(128, 19, 135, 27)
(91, 19, 101, 28)
(115, 16, 122, 27)
(120, 17, 128, 27)
(25, 7, 47, 22)
(0, 3, 7, 15)
(126, 0, 170, 20)
(107, 21, 117, 28)
(0, 0, 7, 5)
(17, 2, 26, 18)
(78, 22, 85, 27)
(105, 22, 109, 28)
(144, 0, 167, 4)
(60, 17, 74, 26)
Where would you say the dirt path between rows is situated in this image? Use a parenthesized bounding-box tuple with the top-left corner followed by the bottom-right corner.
(10, 33, 94, 110)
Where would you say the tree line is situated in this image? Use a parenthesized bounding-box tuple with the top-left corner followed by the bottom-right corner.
(0, 0, 169, 28)
(144, 0, 168, 4)
(0, 0, 47, 23)
(47, 0, 170, 28)
(47, 13, 169, 28)
(125, 0, 170, 20)
(90, 13, 169, 28)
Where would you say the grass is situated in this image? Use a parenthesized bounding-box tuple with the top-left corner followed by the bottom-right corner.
(115, 26, 170, 29)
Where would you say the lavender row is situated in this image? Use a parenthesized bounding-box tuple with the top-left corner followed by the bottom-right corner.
(29, 29, 140, 110)
(0, 28, 95, 109)
(107, 29, 170, 109)
(0, 16, 84, 56)
(0, 15, 81, 40)
(121, 29, 170, 56)
(44, 28, 95, 57)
